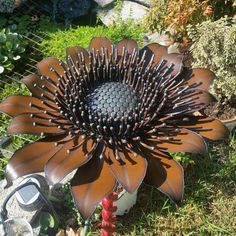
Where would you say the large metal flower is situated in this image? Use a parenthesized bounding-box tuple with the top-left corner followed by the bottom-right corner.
(0, 37, 228, 219)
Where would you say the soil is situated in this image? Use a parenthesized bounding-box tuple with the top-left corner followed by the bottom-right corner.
(203, 98, 236, 120)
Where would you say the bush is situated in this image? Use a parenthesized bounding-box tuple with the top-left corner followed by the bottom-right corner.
(143, 0, 210, 39)
(0, 25, 26, 76)
(187, 17, 236, 103)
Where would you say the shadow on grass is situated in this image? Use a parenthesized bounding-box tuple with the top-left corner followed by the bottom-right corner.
(116, 136, 236, 234)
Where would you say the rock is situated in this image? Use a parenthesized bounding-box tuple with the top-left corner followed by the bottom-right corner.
(144, 32, 174, 46)
(94, 0, 151, 8)
(97, 1, 149, 26)
(93, 0, 114, 7)
(168, 42, 181, 54)
(143, 31, 181, 54)
(132, 0, 151, 7)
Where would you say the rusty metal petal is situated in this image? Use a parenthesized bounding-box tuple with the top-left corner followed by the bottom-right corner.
(177, 116, 229, 140)
(166, 89, 215, 115)
(21, 74, 56, 100)
(71, 157, 116, 219)
(139, 43, 168, 68)
(66, 46, 89, 67)
(89, 37, 112, 55)
(37, 57, 67, 84)
(152, 128, 207, 153)
(5, 135, 66, 185)
(105, 146, 147, 193)
(45, 137, 94, 185)
(184, 68, 215, 91)
(116, 38, 139, 56)
(0, 95, 57, 117)
(7, 113, 70, 135)
(144, 150, 184, 202)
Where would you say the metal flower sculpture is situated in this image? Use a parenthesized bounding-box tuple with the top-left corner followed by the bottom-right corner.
(0, 37, 228, 219)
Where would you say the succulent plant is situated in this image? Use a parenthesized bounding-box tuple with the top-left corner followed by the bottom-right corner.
(0, 37, 228, 219)
(0, 26, 25, 75)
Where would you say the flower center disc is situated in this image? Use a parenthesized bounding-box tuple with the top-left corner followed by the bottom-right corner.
(85, 82, 140, 119)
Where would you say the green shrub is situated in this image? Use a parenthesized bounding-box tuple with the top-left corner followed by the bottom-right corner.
(187, 17, 236, 103)
(39, 21, 145, 59)
(0, 25, 26, 76)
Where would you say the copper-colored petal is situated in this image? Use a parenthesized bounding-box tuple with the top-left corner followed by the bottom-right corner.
(139, 43, 168, 68)
(144, 150, 184, 202)
(37, 57, 67, 84)
(162, 53, 183, 77)
(89, 37, 112, 55)
(167, 89, 215, 114)
(21, 74, 56, 100)
(116, 38, 138, 56)
(177, 116, 229, 140)
(0, 95, 57, 117)
(5, 135, 66, 185)
(185, 68, 215, 91)
(45, 137, 94, 185)
(7, 113, 69, 135)
(66, 46, 89, 67)
(153, 128, 207, 153)
(71, 157, 116, 219)
(105, 146, 147, 193)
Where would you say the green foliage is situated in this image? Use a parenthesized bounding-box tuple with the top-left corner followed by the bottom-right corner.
(0, 25, 26, 75)
(39, 21, 145, 59)
(39, 212, 59, 235)
(187, 17, 236, 102)
(210, 0, 236, 19)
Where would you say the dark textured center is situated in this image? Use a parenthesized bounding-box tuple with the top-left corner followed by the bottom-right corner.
(85, 82, 140, 119)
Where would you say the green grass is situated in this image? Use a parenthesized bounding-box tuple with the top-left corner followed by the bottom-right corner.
(110, 135, 236, 236)
(39, 20, 146, 59)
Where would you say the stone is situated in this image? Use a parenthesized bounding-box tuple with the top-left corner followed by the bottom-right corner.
(168, 42, 181, 54)
(97, 1, 149, 26)
(93, 0, 114, 7)
(144, 31, 174, 47)
(132, 0, 151, 7)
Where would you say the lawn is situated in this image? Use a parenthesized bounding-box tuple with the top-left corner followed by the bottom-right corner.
(114, 136, 236, 235)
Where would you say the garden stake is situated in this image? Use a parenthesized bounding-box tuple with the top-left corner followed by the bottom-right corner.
(0, 37, 229, 230)
(101, 191, 118, 236)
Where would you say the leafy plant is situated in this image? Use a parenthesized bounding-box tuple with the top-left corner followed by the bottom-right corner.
(39, 212, 59, 235)
(209, 0, 236, 19)
(143, 0, 210, 39)
(187, 17, 236, 102)
(0, 25, 26, 75)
